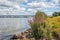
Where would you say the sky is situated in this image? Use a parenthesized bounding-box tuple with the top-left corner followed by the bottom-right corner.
(0, 0, 60, 15)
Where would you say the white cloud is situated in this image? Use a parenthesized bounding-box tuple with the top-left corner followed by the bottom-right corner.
(0, 0, 26, 15)
(9, 0, 28, 3)
(0, 7, 25, 15)
(0, 0, 14, 7)
(40, 2, 56, 7)
(14, 5, 25, 11)
(27, 8, 36, 12)
(16, 0, 28, 3)
(27, 0, 60, 8)
(27, 2, 56, 8)
(0, 0, 7, 2)
(51, 0, 60, 4)
(0, 0, 59, 15)
(27, 2, 40, 8)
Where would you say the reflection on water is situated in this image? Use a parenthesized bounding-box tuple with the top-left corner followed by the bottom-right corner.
(0, 17, 33, 40)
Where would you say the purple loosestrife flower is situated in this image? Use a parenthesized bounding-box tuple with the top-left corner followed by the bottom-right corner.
(40, 18, 45, 23)
(34, 16, 45, 23)
(28, 19, 32, 24)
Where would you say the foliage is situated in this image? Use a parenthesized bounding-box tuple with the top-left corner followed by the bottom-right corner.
(28, 10, 52, 40)
(47, 16, 60, 39)
(52, 12, 60, 17)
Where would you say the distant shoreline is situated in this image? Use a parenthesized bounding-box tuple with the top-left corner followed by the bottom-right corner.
(0, 15, 35, 18)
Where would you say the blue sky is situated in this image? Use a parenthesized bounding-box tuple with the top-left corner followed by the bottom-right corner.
(0, 0, 60, 15)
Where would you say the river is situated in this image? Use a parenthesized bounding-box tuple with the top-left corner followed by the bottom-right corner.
(0, 15, 33, 40)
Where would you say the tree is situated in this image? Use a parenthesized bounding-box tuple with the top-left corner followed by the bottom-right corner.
(28, 10, 51, 40)
(52, 12, 60, 17)
(47, 16, 60, 40)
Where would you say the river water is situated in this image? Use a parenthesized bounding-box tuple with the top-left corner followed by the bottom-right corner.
(0, 17, 33, 40)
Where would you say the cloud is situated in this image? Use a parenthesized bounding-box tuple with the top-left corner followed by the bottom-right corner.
(27, 1, 57, 8)
(27, 0, 60, 8)
(26, 0, 60, 15)
(0, 0, 26, 15)
(0, 7, 25, 15)
(9, 0, 28, 3)
(0, 0, 60, 15)
(51, 0, 60, 4)
(16, 0, 28, 3)
(27, 8, 36, 12)
(27, 2, 40, 8)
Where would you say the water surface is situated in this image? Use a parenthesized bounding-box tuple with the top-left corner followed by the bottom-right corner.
(0, 16, 33, 40)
